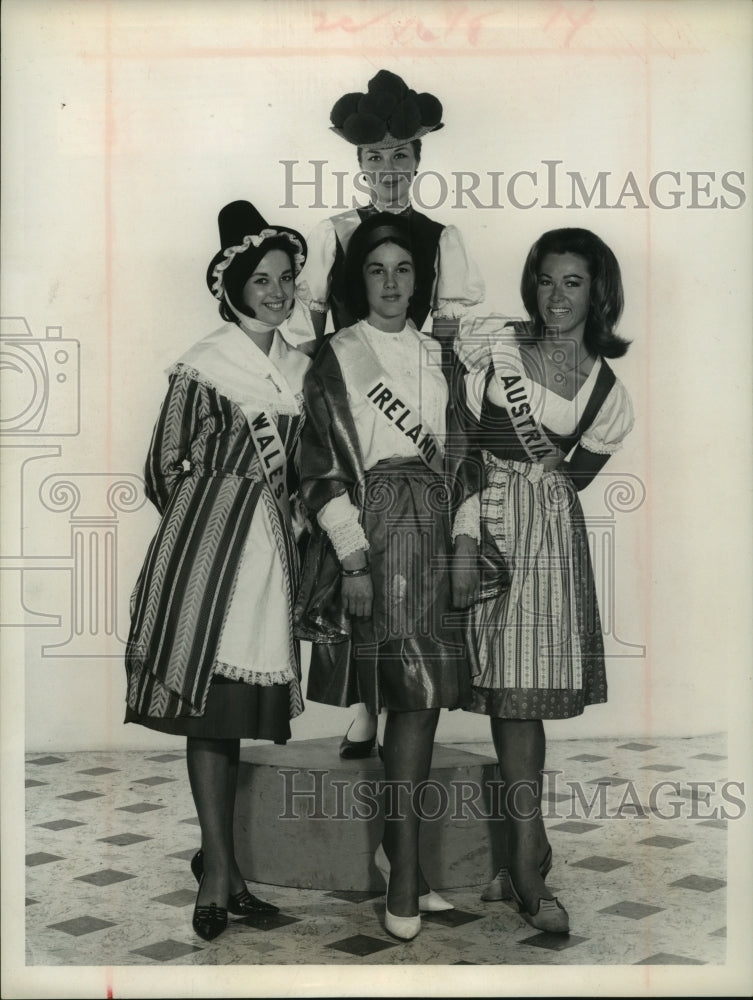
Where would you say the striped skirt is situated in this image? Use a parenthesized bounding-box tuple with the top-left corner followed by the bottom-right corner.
(466, 454, 607, 720)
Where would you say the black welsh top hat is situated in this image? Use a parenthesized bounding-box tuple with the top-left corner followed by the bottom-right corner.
(329, 69, 444, 149)
(206, 200, 307, 301)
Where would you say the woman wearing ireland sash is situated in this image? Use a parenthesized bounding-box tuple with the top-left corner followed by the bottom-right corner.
(297, 68, 485, 762)
(454, 227, 635, 934)
(125, 200, 314, 942)
(295, 212, 481, 941)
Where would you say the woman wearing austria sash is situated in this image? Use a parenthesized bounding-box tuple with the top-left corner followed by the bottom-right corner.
(125, 201, 313, 942)
(295, 213, 482, 940)
(296, 68, 485, 759)
(454, 228, 635, 934)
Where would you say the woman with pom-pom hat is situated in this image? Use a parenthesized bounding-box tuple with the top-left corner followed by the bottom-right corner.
(297, 69, 484, 351)
(296, 68, 485, 760)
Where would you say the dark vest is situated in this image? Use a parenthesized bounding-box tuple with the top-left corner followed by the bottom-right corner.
(328, 205, 444, 333)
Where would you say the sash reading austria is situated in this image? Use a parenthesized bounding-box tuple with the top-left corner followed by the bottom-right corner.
(491, 339, 561, 464)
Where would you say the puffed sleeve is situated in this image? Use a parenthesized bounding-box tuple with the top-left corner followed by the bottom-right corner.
(295, 218, 337, 314)
(432, 224, 486, 320)
(144, 370, 202, 515)
(580, 379, 635, 454)
(281, 298, 317, 347)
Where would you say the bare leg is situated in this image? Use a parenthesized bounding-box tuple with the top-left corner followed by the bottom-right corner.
(490, 718, 553, 911)
(381, 707, 440, 917)
(186, 736, 237, 906)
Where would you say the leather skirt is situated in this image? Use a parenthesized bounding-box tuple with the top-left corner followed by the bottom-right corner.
(305, 459, 471, 714)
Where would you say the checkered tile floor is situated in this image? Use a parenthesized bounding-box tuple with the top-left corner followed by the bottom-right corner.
(25, 735, 728, 967)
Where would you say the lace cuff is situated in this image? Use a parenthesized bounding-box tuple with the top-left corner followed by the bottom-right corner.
(452, 492, 481, 542)
(317, 492, 370, 562)
(294, 284, 329, 313)
(295, 218, 336, 313)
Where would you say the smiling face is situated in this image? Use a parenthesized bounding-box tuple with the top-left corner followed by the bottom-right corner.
(241, 249, 295, 326)
(536, 252, 592, 342)
(363, 241, 415, 331)
(358, 144, 419, 209)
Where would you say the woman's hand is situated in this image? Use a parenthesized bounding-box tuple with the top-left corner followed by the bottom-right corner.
(340, 550, 373, 618)
(341, 573, 373, 618)
(452, 534, 480, 608)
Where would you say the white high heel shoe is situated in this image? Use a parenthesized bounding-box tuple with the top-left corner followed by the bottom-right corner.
(384, 888, 421, 941)
(374, 843, 453, 913)
(375, 846, 421, 941)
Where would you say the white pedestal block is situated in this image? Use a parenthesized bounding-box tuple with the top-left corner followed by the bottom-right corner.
(234, 736, 503, 891)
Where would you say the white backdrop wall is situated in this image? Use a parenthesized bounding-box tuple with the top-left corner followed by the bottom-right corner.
(2, 0, 751, 752)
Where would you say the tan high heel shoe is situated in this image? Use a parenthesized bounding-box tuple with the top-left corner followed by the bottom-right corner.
(508, 871, 569, 934)
(481, 844, 552, 902)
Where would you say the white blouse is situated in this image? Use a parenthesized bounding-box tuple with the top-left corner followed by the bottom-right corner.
(296, 208, 485, 325)
(452, 317, 635, 540)
(457, 318, 634, 453)
(317, 320, 450, 560)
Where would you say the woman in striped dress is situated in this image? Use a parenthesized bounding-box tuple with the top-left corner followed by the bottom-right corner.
(453, 228, 634, 933)
(125, 201, 313, 941)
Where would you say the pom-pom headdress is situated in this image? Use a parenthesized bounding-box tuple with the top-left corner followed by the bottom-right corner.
(329, 69, 444, 149)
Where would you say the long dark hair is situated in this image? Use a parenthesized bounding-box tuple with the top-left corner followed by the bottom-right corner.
(343, 213, 414, 321)
(520, 228, 630, 358)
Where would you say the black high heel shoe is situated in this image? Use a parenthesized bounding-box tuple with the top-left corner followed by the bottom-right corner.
(191, 850, 279, 914)
(192, 875, 228, 942)
(339, 722, 376, 760)
(228, 885, 279, 916)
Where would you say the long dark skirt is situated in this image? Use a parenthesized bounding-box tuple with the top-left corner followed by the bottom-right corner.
(306, 459, 470, 714)
(125, 675, 291, 742)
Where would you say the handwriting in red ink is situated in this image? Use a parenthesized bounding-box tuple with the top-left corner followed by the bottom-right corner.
(313, 9, 395, 34)
(313, 5, 503, 47)
(541, 1, 596, 47)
